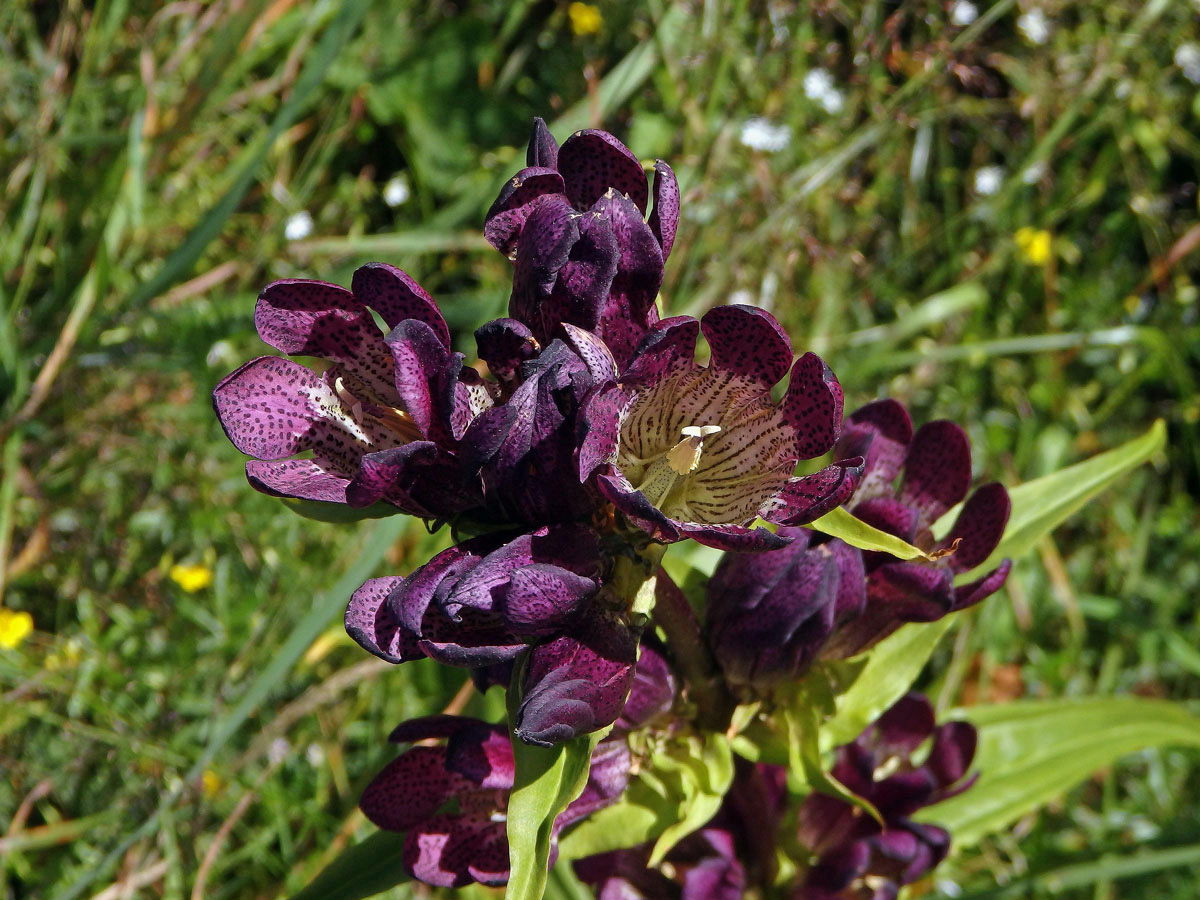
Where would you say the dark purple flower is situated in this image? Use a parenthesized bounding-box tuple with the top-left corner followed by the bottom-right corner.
(706, 528, 864, 689)
(794, 694, 977, 900)
(212, 264, 493, 517)
(581, 306, 863, 551)
(360, 714, 630, 888)
(820, 400, 1012, 658)
(486, 120, 679, 368)
(345, 524, 605, 669)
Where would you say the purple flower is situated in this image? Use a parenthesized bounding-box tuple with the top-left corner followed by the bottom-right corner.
(347, 530, 675, 745)
(345, 524, 605, 669)
(212, 264, 492, 516)
(794, 694, 977, 900)
(581, 306, 863, 551)
(706, 528, 864, 689)
(360, 714, 630, 888)
(820, 400, 1012, 657)
(485, 120, 679, 368)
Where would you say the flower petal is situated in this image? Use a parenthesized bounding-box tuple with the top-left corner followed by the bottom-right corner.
(868, 693, 935, 757)
(648, 160, 679, 258)
(254, 280, 396, 402)
(557, 130, 649, 213)
(527, 116, 559, 168)
(404, 816, 509, 888)
(346, 577, 422, 663)
(483, 166, 567, 256)
(558, 739, 632, 829)
(926, 720, 977, 790)
(213, 357, 375, 466)
(700, 305, 794, 386)
(899, 420, 972, 523)
(445, 722, 515, 789)
(952, 558, 1012, 610)
(615, 643, 676, 733)
(781, 352, 845, 458)
(360, 746, 473, 833)
(597, 470, 684, 543)
(475, 318, 539, 383)
(515, 616, 639, 745)
(853, 496, 921, 544)
(678, 521, 791, 552)
(838, 399, 913, 498)
(579, 385, 624, 481)
(622, 316, 700, 383)
(386, 319, 451, 441)
(245, 459, 350, 502)
(349, 262, 450, 343)
(759, 459, 864, 526)
(940, 482, 1010, 572)
(561, 322, 619, 384)
(590, 191, 664, 369)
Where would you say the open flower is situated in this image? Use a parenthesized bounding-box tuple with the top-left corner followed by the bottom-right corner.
(360, 715, 630, 888)
(212, 263, 492, 517)
(795, 694, 977, 900)
(821, 400, 1011, 657)
(581, 306, 863, 551)
(485, 120, 679, 368)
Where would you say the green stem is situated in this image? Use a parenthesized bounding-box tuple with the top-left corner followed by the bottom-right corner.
(652, 567, 736, 732)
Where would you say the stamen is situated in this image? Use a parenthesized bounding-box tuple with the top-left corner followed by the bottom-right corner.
(666, 424, 722, 475)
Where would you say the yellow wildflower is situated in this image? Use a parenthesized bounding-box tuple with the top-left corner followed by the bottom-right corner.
(568, 2, 603, 36)
(202, 769, 222, 798)
(170, 563, 214, 593)
(1015, 227, 1053, 267)
(0, 609, 33, 649)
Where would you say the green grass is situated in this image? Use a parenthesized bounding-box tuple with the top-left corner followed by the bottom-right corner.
(1, 1, 1198, 898)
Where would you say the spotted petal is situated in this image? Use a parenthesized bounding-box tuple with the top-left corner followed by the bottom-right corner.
(759, 459, 864, 526)
(527, 116, 559, 168)
(700, 304, 793, 386)
(900, 420, 973, 523)
(648, 160, 680, 258)
(781, 352, 845, 458)
(557, 130, 649, 213)
(939, 482, 1010, 572)
(515, 615, 639, 746)
(350, 262, 450, 343)
(345, 576, 421, 663)
(483, 166, 567, 256)
(245, 458, 350, 502)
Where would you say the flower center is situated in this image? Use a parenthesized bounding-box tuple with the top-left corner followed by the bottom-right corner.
(331, 374, 422, 445)
(616, 368, 797, 525)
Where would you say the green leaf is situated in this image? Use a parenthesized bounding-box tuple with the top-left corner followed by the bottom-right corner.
(287, 831, 407, 900)
(807, 506, 932, 560)
(505, 666, 604, 900)
(782, 692, 882, 826)
(281, 498, 400, 523)
(647, 733, 734, 865)
(922, 696, 1200, 846)
(937, 419, 1166, 572)
(820, 618, 955, 750)
(556, 732, 734, 865)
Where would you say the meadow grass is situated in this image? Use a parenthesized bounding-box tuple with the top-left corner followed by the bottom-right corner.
(1, 1, 1198, 897)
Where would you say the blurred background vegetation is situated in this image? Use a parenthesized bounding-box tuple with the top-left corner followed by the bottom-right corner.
(1, 0, 1198, 897)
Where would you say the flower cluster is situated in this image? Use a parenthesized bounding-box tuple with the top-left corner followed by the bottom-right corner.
(215, 119, 1007, 895)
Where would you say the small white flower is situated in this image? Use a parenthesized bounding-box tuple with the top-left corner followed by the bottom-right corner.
(973, 165, 1005, 196)
(728, 288, 755, 306)
(383, 174, 411, 207)
(950, 0, 978, 26)
(1175, 43, 1200, 85)
(305, 743, 326, 767)
(206, 339, 234, 368)
(284, 210, 314, 241)
(1017, 8, 1051, 45)
(268, 738, 291, 766)
(1021, 161, 1047, 184)
(740, 117, 792, 152)
(803, 68, 845, 114)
